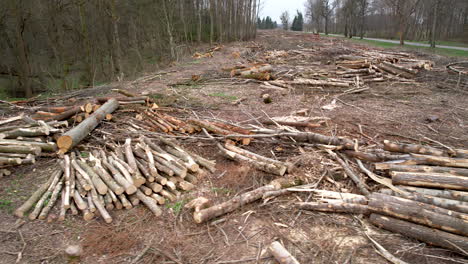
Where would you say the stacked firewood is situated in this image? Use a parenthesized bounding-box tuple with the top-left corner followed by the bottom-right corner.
(0, 116, 65, 168)
(15, 136, 215, 222)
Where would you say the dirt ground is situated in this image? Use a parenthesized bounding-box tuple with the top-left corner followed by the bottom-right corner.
(1, 30, 467, 264)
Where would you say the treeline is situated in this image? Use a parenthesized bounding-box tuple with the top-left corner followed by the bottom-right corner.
(305, 0, 468, 45)
(279, 11, 304, 31)
(0, 0, 259, 98)
(257, 16, 278, 29)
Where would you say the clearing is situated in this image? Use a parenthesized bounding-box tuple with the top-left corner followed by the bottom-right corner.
(0, 30, 467, 264)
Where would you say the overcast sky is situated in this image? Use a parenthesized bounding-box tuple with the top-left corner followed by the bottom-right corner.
(259, 0, 306, 23)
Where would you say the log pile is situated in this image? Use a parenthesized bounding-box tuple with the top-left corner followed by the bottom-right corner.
(15, 136, 214, 222)
(0, 117, 66, 168)
(293, 139, 468, 255)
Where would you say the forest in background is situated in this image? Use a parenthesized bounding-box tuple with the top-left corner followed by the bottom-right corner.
(303, 0, 468, 45)
(0, 0, 259, 98)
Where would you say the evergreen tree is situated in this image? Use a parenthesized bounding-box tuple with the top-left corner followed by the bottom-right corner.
(291, 10, 303, 31)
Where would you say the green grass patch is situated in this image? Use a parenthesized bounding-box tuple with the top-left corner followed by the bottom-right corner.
(166, 200, 187, 215)
(0, 199, 13, 213)
(211, 187, 231, 195)
(347, 38, 468, 57)
(208, 92, 238, 101)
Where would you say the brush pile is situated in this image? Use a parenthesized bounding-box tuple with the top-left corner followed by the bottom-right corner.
(15, 136, 215, 223)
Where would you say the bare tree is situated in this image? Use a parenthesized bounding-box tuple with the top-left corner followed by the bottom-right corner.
(280, 11, 290, 30)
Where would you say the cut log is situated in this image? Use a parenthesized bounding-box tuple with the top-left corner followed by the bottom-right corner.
(377, 164, 468, 176)
(0, 145, 41, 155)
(368, 193, 468, 236)
(72, 159, 92, 191)
(0, 139, 57, 152)
(110, 157, 135, 185)
(160, 189, 177, 201)
(326, 150, 370, 196)
(87, 192, 96, 213)
(407, 154, 468, 168)
(0, 126, 51, 139)
(92, 160, 125, 195)
(382, 61, 418, 74)
(288, 78, 350, 87)
(57, 99, 119, 153)
(400, 186, 468, 203)
(296, 201, 369, 214)
(391, 171, 468, 190)
(379, 188, 468, 214)
(164, 146, 199, 172)
(140, 185, 153, 195)
(38, 180, 63, 220)
(45, 106, 82, 121)
(370, 214, 468, 256)
(76, 160, 108, 195)
(90, 188, 112, 223)
(268, 241, 301, 264)
(14, 169, 58, 218)
(282, 132, 356, 150)
(101, 159, 137, 195)
(124, 138, 138, 172)
(96, 96, 149, 104)
(344, 150, 410, 162)
(377, 63, 413, 79)
(383, 140, 446, 156)
(119, 194, 133, 209)
(456, 149, 468, 158)
(73, 190, 88, 210)
(63, 155, 71, 209)
(28, 170, 63, 220)
(111, 88, 138, 97)
(135, 190, 162, 216)
(224, 143, 289, 173)
(0, 157, 22, 165)
(194, 179, 298, 223)
(219, 145, 286, 176)
(151, 193, 166, 205)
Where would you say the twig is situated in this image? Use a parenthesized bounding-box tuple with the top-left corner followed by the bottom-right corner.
(131, 244, 152, 264)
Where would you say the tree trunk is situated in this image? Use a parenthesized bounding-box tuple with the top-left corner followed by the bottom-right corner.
(14, 2, 33, 98)
(194, 179, 298, 223)
(430, 0, 439, 48)
(57, 99, 119, 153)
(370, 214, 468, 255)
(391, 171, 468, 190)
(296, 201, 370, 214)
(368, 193, 468, 236)
(268, 241, 300, 264)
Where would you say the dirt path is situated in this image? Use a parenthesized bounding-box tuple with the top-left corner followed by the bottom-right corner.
(0, 30, 467, 264)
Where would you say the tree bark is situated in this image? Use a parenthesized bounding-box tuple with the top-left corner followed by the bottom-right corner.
(296, 201, 369, 214)
(370, 214, 468, 255)
(391, 171, 468, 191)
(268, 241, 300, 264)
(194, 179, 298, 223)
(14, 169, 58, 218)
(380, 188, 468, 214)
(377, 164, 468, 177)
(400, 186, 468, 203)
(368, 193, 468, 236)
(383, 140, 446, 156)
(57, 99, 119, 153)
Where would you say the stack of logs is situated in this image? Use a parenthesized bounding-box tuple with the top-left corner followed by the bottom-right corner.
(15, 136, 215, 222)
(296, 140, 468, 255)
(132, 109, 254, 145)
(31, 96, 154, 123)
(0, 117, 65, 169)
